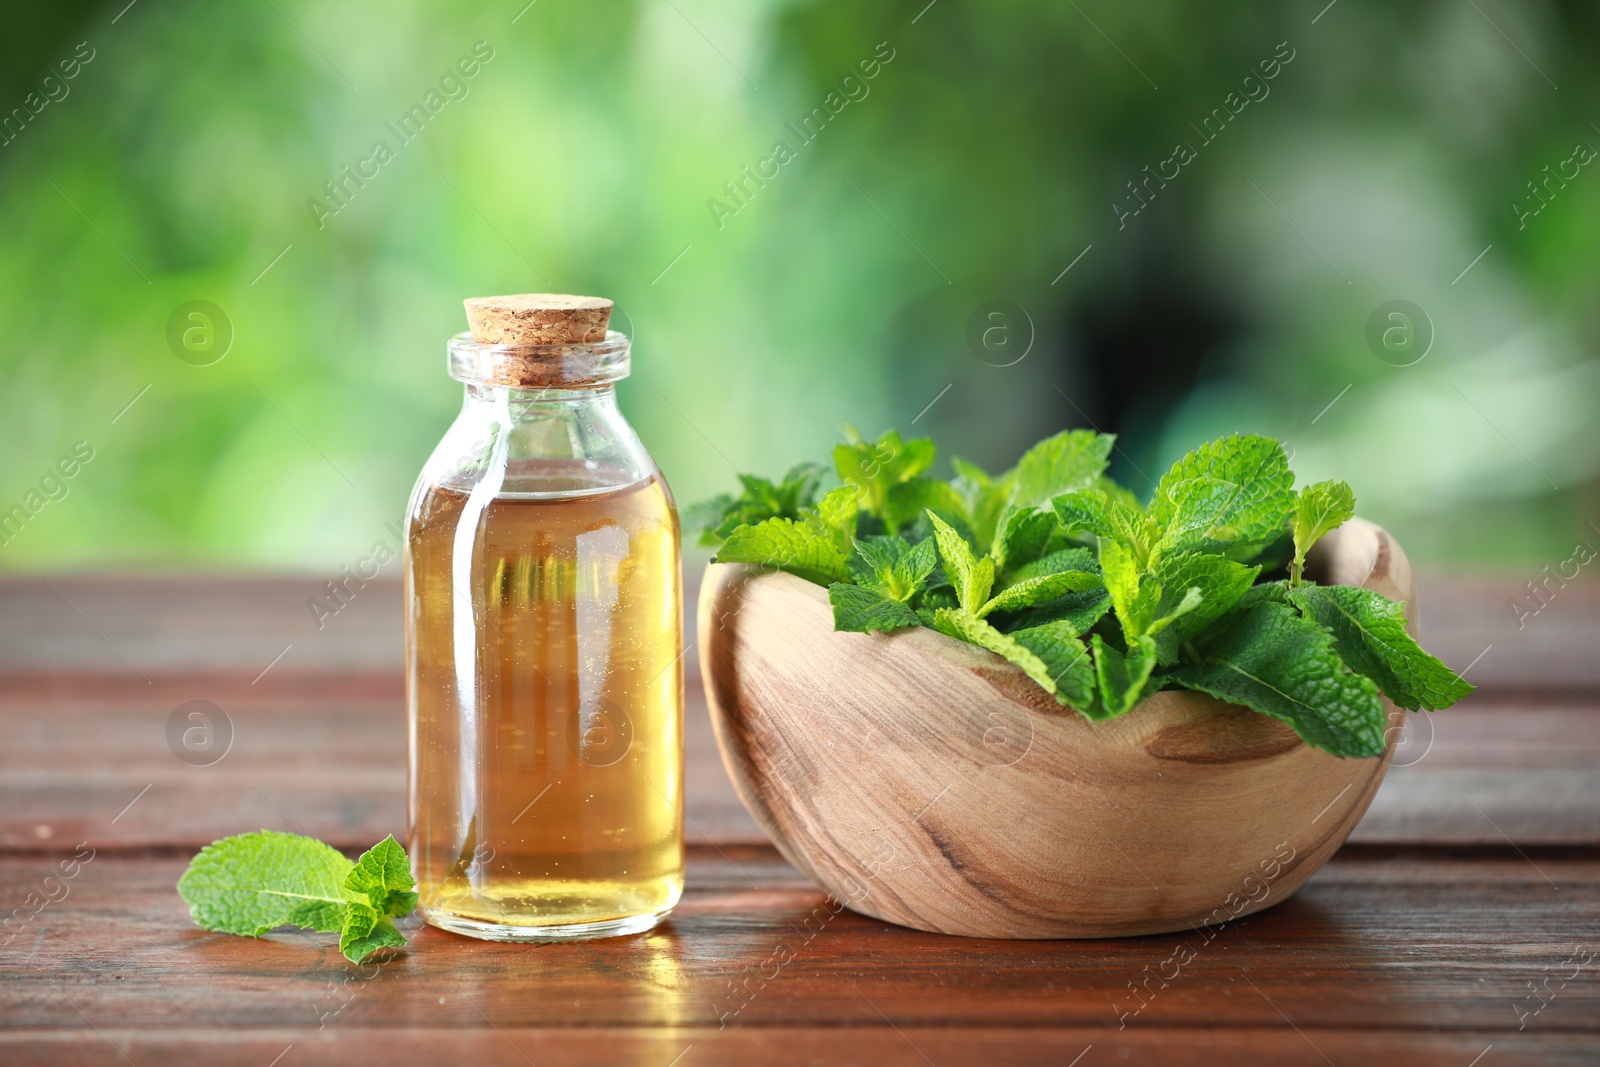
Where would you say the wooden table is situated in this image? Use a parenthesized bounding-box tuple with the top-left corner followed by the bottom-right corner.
(2, 573, 1596, 1065)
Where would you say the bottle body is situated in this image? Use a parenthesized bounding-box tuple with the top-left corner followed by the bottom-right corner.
(406, 372, 684, 940)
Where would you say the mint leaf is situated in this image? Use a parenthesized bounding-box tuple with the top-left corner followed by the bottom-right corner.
(829, 583, 922, 633)
(850, 535, 938, 603)
(1097, 537, 1142, 631)
(1010, 587, 1113, 633)
(345, 835, 418, 918)
(1010, 429, 1113, 509)
(688, 463, 824, 545)
(177, 830, 356, 937)
(1172, 601, 1387, 757)
(1009, 619, 1096, 708)
(1148, 585, 1205, 634)
(1090, 634, 1158, 721)
(811, 485, 861, 555)
(1151, 552, 1260, 640)
(179, 831, 416, 964)
(340, 905, 406, 963)
(980, 567, 1102, 617)
(692, 430, 1466, 757)
(951, 457, 1015, 552)
(1149, 434, 1294, 559)
(927, 511, 994, 614)
(1152, 476, 1250, 558)
(1008, 546, 1098, 582)
(931, 608, 1067, 698)
(1095, 475, 1145, 515)
(1236, 578, 1291, 611)
(834, 429, 935, 518)
(716, 517, 850, 585)
(1287, 585, 1474, 711)
(991, 506, 1058, 574)
(884, 476, 968, 537)
(1290, 479, 1355, 585)
(681, 493, 737, 547)
(1053, 488, 1151, 561)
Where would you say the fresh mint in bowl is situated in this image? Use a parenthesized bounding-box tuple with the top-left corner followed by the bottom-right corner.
(691, 428, 1472, 938)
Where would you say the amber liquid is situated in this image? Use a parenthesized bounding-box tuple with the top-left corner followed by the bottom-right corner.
(406, 461, 683, 938)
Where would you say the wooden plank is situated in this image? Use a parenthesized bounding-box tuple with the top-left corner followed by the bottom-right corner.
(1, 1028, 1593, 1067)
(1, 852, 1595, 1040)
(0, 689, 761, 852)
(0, 575, 403, 681)
(1352, 701, 1600, 846)
(1416, 572, 1600, 692)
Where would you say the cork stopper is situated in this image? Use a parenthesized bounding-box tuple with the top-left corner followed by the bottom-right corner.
(450, 292, 628, 389)
(464, 293, 613, 345)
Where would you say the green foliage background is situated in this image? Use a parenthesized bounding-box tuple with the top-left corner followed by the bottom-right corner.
(1, 0, 1596, 571)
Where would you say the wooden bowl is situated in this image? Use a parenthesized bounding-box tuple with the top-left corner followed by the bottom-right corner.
(698, 518, 1415, 938)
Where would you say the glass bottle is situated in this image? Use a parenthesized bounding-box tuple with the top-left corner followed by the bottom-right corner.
(405, 295, 683, 941)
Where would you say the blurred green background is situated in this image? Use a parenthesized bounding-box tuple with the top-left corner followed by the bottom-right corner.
(2, 0, 1596, 573)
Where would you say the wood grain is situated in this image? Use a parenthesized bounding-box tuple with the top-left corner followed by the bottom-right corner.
(5, 1029, 1595, 1067)
(3, 691, 1594, 851)
(1, 571, 1596, 1063)
(3, 851, 1596, 1058)
(699, 520, 1423, 937)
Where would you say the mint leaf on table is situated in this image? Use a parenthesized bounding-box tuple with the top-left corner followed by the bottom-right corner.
(1148, 434, 1294, 559)
(177, 830, 355, 936)
(1290, 479, 1355, 585)
(1090, 633, 1158, 720)
(178, 830, 416, 963)
(1172, 601, 1387, 757)
(716, 516, 850, 585)
(1010, 429, 1113, 509)
(340, 908, 407, 962)
(1287, 585, 1474, 710)
(927, 510, 995, 614)
(829, 583, 922, 633)
(345, 835, 419, 918)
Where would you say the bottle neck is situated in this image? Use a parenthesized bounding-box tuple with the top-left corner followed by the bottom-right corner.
(417, 379, 655, 498)
(463, 380, 619, 410)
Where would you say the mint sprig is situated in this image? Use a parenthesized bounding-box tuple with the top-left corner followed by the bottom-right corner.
(177, 831, 417, 963)
(696, 428, 1474, 758)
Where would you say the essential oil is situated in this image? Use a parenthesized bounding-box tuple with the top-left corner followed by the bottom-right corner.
(405, 295, 684, 940)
